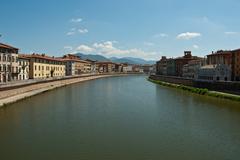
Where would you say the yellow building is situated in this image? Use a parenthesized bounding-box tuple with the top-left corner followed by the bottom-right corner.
(25, 54, 66, 79)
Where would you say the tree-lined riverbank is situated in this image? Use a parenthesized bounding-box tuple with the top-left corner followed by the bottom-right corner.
(148, 78, 240, 102)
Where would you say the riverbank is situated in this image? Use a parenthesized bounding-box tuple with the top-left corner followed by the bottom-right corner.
(149, 75, 240, 95)
(0, 74, 134, 107)
(148, 78, 240, 102)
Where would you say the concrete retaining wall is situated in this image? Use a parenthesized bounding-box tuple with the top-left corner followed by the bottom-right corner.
(149, 75, 240, 95)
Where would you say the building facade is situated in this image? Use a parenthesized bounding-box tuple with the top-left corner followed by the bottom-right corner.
(166, 58, 176, 76)
(83, 61, 92, 73)
(206, 49, 240, 81)
(18, 54, 30, 80)
(132, 65, 142, 73)
(0, 43, 19, 83)
(182, 59, 205, 79)
(25, 54, 65, 79)
(123, 65, 133, 73)
(62, 54, 93, 76)
(175, 51, 200, 77)
(141, 64, 154, 74)
(85, 59, 97, 74)
(207, 50, 232, 67)
(96, 62, 116, 73)
(197, 64, 231, 81)
(156, 56, 168, 75)
(231, 49, 240, 81)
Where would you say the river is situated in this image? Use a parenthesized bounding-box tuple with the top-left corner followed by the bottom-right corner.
(0, 75, 240, 160)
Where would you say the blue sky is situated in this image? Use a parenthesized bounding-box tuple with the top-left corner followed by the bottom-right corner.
(1, 0, 240, 60)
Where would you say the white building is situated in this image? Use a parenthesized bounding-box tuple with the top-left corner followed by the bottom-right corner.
(123, 65, 133, 72)
(0, 43, 19, 83)
(18, 55, 30, 80)
(183, 59, 205, 79)
(65, 60, 75, 76)
(197, 64, 231, 81)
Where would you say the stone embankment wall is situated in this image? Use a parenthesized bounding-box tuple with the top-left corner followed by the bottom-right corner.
(0, 73, 142, 107)
(149, 75, 240, 95)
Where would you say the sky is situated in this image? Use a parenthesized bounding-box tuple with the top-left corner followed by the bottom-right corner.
(1, 0, 240, 60)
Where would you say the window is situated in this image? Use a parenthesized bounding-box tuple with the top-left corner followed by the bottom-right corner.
(7, 65, 11, 72)
(3, 65, 6, 72)
(3, 54, 6, 61)
(7, 55, 11, 62)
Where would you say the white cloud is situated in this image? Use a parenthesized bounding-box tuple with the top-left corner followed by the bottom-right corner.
(76, 45, 95, 53)
(177, 32, 201, 40)
(153, 33, 168, 38)
(64, 46, 73, 50)
(193, 45, 199, 49)
(72, 41, 160, 60)
(66, 32, 75, 36)
(66, 28, 88, 36)
(225, 31, 239, 35)
(78, 29, 88, 34)
(70, 18, 82, 23)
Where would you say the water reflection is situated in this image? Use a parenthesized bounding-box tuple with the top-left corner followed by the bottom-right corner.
(0, 75, 240, 160)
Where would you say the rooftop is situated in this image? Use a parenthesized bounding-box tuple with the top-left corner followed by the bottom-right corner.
(207, 50, 232, 56)
(24, 53, 65, 62)
(61, 58, 90, 63)
(0, 43, 19, 50)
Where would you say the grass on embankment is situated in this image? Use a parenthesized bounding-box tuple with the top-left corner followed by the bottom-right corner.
(148, 78, 240, 102)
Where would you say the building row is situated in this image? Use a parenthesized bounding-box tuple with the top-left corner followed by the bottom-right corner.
(156, 49, 240, 82)
(0, 43, 145, 83)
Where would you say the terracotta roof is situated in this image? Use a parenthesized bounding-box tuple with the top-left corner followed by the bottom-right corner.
(18, 54, 31, 60)
(0, 43, 19, 50)
(24, 54, 65, 62)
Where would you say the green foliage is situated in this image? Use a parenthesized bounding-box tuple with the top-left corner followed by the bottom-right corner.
(148, 78, 240, 102)
(207, 92, 240, 102)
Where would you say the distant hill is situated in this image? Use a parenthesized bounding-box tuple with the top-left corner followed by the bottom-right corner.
(110, 57, 155, 65)
(75, 53, 110, 62)
(75, 53, 156, 65)
(109, 57, 137, 64)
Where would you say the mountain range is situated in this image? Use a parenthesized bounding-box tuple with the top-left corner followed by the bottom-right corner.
(75, 53, 156, 65)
